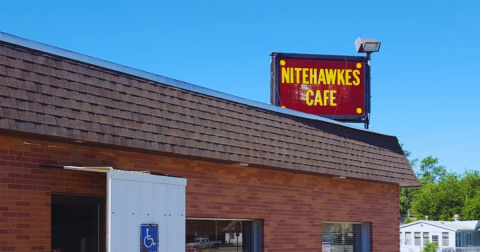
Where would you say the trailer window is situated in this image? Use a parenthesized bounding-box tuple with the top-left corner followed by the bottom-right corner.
(466, 233, 472, 246)
(405, 232, 412, 245)
(442, 232, 449, 246)
(423, 232, 429, 244)
(415, 232, 421, 246)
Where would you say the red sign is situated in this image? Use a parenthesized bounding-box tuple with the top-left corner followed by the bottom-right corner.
(322, 242, 330, 252)
(271, 53, 368, 121)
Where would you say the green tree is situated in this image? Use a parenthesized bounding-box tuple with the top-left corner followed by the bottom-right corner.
(400, 144, 419, 215)
(411, 174, 463, 220)
(404, 156, 447, 219)
(417, 156, 446, 184)
(401, 144, 418, 168)
(398, 146, 480, 221)
(462, 191, 480, 220)
(423, 241, 438, 252)
(460, 170, 480, 220)
(458, 170, 480, 199)
(411, 170, 480, 221)
(403, 217, 413, 224)
(400, 187, 419, 215)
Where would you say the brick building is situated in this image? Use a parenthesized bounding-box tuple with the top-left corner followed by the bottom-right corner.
(0, 32, 419, 252)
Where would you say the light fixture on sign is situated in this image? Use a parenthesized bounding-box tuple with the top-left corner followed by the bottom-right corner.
(354, 37, 381, 130)
(355, 37, 381, 53)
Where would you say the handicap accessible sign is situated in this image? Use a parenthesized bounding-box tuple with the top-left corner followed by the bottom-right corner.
(140, 224, 159, 252)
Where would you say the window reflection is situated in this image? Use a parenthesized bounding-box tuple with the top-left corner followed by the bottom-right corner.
(186, 219, 254, 252)
(322, 223, 369, 252)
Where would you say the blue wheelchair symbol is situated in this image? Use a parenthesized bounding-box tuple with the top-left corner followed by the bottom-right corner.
(140, 224, 159, 252)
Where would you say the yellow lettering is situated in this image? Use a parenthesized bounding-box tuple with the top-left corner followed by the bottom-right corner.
(306, 89, 314, 106)
(290, 68, 294, 83)
(353, 69, 360, 86)
(330, 90, 337, 106)
(323, 90, 329, 106)
(294, 68, 301, 84)
(302, 68, 309, 84)
(317, 69, 326, 84)
(305, 89, 338, 106)
(310, 68, 317, 85)
(345, 69, 352, 85)
(282, 67, 289, 84)
(325, 69, 336, 84)
(337, 69, 345, 85)
(314, 90, 323, 106)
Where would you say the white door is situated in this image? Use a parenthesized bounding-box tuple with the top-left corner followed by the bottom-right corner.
(107, 170, 186, 252)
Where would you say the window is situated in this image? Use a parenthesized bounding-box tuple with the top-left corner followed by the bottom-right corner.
(466, 233, 472, 246)
(405, 232, 412, 245)
(456, 232, 460, 247)
(322, 222, 370, 252)
(186, 219, 261, 252)
(414, 232, 421, 246)
(432, 235, 439, 244)
(442, 232, 449, 246)
(423, 232, 429, 244)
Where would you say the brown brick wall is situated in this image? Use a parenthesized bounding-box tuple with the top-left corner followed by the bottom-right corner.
(0, 134, 400, 252)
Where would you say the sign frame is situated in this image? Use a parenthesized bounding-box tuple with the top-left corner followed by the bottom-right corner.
(270, 52, 370, 123)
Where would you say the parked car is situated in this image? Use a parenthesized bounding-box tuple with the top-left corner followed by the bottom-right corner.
(186, 238, 221, 250)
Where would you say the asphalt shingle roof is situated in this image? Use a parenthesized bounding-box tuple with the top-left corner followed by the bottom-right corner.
(0, 34, 419, 186)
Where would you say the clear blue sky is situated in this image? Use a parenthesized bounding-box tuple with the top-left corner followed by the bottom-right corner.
(1, 0, 479, 175)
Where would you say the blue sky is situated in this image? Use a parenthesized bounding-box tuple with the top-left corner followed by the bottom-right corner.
(1, 0, 479, 175)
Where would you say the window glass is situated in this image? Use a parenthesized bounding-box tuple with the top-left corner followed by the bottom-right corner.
(322, 223, 369, 252)
(405, 232, 412, 245)
(414, 232, 421, 246)
(442, 232, 449, 246)
(423, 232, 429, 244)
(432, 235, 439, 244)
(466, 233, 472, 246)
(186, 219, 259, 252)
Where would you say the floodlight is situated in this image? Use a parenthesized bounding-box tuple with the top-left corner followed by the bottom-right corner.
(354, 37, 381, 130)
(355, 37, 381, 53)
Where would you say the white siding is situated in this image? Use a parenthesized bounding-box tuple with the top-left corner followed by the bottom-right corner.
(400, 222, 455, 252)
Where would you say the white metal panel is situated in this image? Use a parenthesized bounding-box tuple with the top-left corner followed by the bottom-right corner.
(166, 184, 186, 252)
(107, 170, 186, 252)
